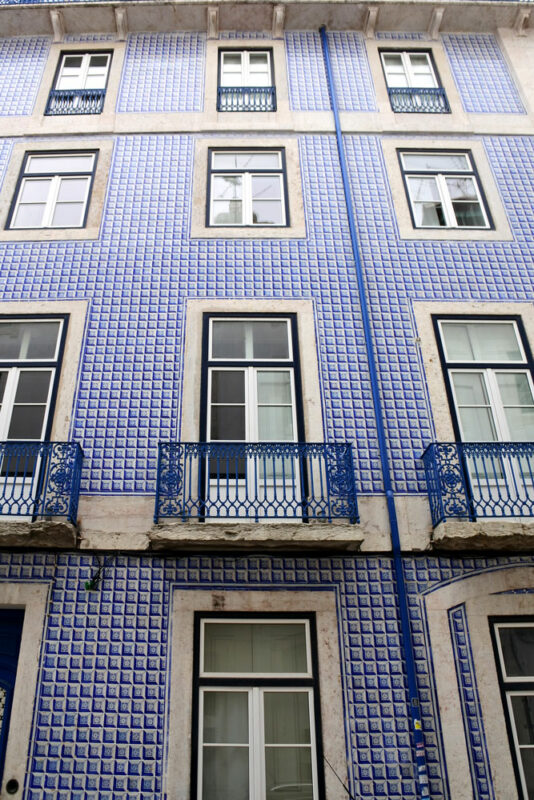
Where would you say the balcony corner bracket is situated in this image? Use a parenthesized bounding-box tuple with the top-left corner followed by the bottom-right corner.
(428, 6, 444, 41)
(115, 7, 128, 41)
(514, 8, 530, 37)
(365, 6, 378, 39)
(50, 9, 65, 43)
(207, 7, 219, 39)
(272, 4, 286, 39)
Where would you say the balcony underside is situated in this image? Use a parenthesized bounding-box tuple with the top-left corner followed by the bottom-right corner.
(0, 518, 77, 548)
(432, 518, 534, 550)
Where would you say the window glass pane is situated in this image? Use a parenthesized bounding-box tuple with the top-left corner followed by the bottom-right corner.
(63, 55, 83, 69)
(441, 322, 523, 362)
(19, 178, 51, 204)
(202, 746, 249, 800)
(14, 371, 51, 404)
(257, 372, 292, 405)
(203, 622, 308, 673)
(211, 371, 245, 404)
(252, 201, 283, 225)
(519, 749, 534, 797)
(55, 177, 89, 203)
(265, 747, 313, 800)
(212, 201, 242, 225)
(402, 152, 470, 171)
(258, 406, 294, 441)
(446, 176, 478, 201)
(222, 53, 242, 67)
(211, 322, 247, 359)
(264, 692, 311, 745)
(210, 407, 246, 440)
(0, 322, 60, 360)
(503, 408, 534, 441)
(51, 202, 85, 228)
(497, 373, 534, 406)
(203, 691, 249, 744)
(407, 177, 446, 227)
(0, 372, 7, 403)
(498, 626, 534, 678)
(452, 202, 486, 228)
(452, 372, 490, 406)
(249, 53, 269, 67)
(252, 322, 289, 359)
(12, 204, 46, 229)
(457, 407, 497, 441)
(26, 155, 94, 174)
(7, 405, 46, 439)
(88, 55, 109, 69)
(235, 153, 280, 170)
(510, 695, 534, 745)
(212, 175, 242, 200)
(251, 176, 281, 200)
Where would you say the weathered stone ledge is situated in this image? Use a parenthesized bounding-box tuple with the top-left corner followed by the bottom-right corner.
(432, 519, 534, 551)
(0, 519, 77, 548)
(149, 521, 364, 551)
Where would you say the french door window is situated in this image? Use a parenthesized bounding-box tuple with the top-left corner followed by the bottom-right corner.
(54, 52, 111, 92)
(438, 319, 534, 443)
(220, 50, 272, 88)
(381, 50, 438, 89)
(492, 620, 534, 800)
(194, 615, 323, 800)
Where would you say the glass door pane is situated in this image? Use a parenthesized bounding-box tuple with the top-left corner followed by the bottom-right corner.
(202, 690, 250, 800)
(263, 691, 314, 800)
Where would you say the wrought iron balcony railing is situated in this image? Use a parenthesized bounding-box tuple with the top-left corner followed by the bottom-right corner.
(388, 87, 450, 113)
(155, 442, 358, 523)
(217, 86, 277, 112)
(422, 442, 534, 527)
(0, 441, 83, 523)
(45, 89, 106, 115)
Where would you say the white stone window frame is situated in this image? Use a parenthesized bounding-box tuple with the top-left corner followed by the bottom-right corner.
(165, 589, 348, 800)
(383, 138, 512, 242)
(9, 152, 96, 231)
(191, 138, 305, 239)
(424, 565, 534, 800)
(0, 581, 50, 799)
(412, 302, 534, 441)
(399, 150, 491, 231)
(33, 41, 126, 122)
(208, 150, 287, 228)
(0, 140, 113, 242)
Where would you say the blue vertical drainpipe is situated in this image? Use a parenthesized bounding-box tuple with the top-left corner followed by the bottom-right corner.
(319, 27, 431, 800)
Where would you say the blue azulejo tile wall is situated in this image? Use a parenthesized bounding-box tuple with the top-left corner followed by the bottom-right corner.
(0, 132, 534, 495)
(2, 551, 532, 800)
(0, 37, 50, 116)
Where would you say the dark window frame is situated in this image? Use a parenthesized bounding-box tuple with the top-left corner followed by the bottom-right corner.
(206, 147, 290, 228)
(397, 148, 493, 230)
(6, 150, 99, 231)
(190, 611, 327, 800)
(432, 314, 534, 442)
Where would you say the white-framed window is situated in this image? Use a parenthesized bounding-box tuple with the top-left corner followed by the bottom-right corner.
(204, 317, 299, 443)
(492, 620, 534, 800)
(219, 50, 272, 88)
(381, 50, 438, 89)
(399, 151, 491, 229)
(54, 52, 111, 91)
(0, 318, 65, 443)
(8, 152, 97, 230)
(194, 615, 323, 800)
(437, 318, 534, 442)
(208, 150, 287, 227)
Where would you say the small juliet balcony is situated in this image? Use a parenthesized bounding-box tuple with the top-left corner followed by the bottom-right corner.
(217, 86, 277, 112)
(0, 442, 83, 522)
(388, 87, 450, 113)
(154, 442, 358, 526)
(45, 89, 106, 116)
(422, 442, 534, 549)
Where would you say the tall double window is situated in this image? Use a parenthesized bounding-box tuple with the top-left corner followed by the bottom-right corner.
(193, 615, 324, 800)
(399, 150, 490, 229)
(201, 315, 302, 444)
(492, 620, 534, 800)
(436, 318, 534, 443)
(45, 52, 111, 115)
(217, 50, 275, 111)
(0, 318, 66, 443)
(381, 50, 449, 113)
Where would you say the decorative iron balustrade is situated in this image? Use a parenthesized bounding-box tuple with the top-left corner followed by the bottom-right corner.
(45, 89, 106, 115)
(155, 442, 358, 523)
(421, 442, 534, 527)
(0, 441, 83, 522)
(388, 87, 450, 113)
(217, 86, 277, 112)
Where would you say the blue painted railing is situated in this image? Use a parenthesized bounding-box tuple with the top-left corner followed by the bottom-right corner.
(388, 87, 450, 113)
(45, 89, 106, 115)
(422, 442, 534, 526)
(217, 86, 276, 112)
(0, 442, 83, 523)
(155, 442, 358, 523)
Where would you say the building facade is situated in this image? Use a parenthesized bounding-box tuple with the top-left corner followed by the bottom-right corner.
(0, 0, 532, 798)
